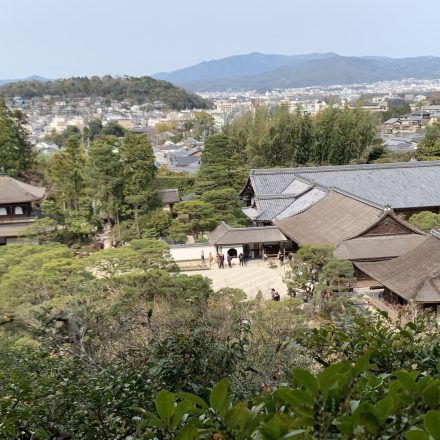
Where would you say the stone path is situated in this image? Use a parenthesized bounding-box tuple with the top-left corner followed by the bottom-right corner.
(182, 259, 288, 300)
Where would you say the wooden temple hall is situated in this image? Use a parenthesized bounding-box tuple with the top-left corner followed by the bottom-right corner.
(0, 174, 46, 245)
(207, 160, 440, 313)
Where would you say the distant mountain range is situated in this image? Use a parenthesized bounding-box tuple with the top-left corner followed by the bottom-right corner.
(0, 75, 49, 85)
(153, 53, 440, 92)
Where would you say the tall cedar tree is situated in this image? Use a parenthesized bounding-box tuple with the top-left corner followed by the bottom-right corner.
(0, 97, 34, 174)
(119, 133, 158, 237)
(87, 136, 124, 223)
(46, 137, 86, 213)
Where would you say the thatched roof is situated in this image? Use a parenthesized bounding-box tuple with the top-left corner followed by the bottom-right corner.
(334, 234, 428, 260)
(0, 175, 46, 204)
(355, 235, 440, 303)
(275, 191, 383, 246)
(209, 221, 287, 245)
(334, 211, 427, 260)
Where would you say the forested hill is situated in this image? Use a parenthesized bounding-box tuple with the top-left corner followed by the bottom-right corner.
(155, 53, 440, 92)
(0, 75, 209, 109)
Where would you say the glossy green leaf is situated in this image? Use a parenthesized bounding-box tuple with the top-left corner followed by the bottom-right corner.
(155, 389, 175, 422)
(292, 368, 318, 393)
(424, 410, 440, 440)
(209, 377, 229, 416)
(406, 429, 429, 440)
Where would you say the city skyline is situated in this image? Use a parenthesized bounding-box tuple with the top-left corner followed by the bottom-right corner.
(2, 0, 440, 79)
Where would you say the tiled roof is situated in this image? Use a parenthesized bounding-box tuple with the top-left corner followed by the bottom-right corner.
(245, 161, 440, 219)
(274, 188, 326, 220)
(208, 222, 287, 245)
(254, 196, 296, 221)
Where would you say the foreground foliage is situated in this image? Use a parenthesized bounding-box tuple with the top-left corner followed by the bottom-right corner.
(1, 242, 440, 438)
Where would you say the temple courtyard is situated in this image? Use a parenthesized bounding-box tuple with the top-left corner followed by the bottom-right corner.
(181, 259, 288, 300)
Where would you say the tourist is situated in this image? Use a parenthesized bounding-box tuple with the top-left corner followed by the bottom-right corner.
(208, 252, 213, 268)
(271, 288, 280, 301)
(201, 250, 205, 265)
(227, 254, 232, 268)
(278, 250, 284, 266)
(220, 253, 225, 269)
(238, 252, 244, 266)
(216, 254, 221, 268)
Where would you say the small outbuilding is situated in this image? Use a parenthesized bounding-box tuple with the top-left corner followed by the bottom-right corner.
(208, 221, 289, 258)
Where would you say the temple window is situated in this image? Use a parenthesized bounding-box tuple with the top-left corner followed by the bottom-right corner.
(0, 207, 7, 216)
(14, 206, 24, 215)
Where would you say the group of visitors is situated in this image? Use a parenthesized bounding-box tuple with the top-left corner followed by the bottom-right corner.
(201, 250, 246, 268)
(270, 288, 281, 301)
(216, 253, 225, 268)
(263, 249, 293, 266)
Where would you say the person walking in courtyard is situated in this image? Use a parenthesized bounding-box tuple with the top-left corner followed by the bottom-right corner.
(278, 250, 284, 266)
(238, 252, 244, 266)
(216, 253, 221, 268)
(220, 253, 225, 269)
(208, 251, 213, 268)
(201, 250, 205, 265)
(227, 253, 233, 268)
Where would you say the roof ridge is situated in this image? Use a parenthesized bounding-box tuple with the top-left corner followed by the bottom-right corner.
(431, 229, 440, 240)
(329, 188, 385, 209)
(249, 160, 440, 175)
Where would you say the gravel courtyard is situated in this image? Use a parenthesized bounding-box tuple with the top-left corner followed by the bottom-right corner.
(182, 259, 288, 300)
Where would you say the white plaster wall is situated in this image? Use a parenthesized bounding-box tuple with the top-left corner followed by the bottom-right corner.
(170, 244, 244, 261)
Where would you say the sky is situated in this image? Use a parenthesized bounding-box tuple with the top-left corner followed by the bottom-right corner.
(2, 0, 440, 79)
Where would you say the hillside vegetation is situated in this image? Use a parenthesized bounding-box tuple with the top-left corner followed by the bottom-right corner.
(0, 75, 208, 109)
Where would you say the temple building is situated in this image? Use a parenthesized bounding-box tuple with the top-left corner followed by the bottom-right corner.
(354, 232, 440, 311)
(208, 221, 289, 258)
(240, 160, 440, 224)
(0, 174, 46, 245)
